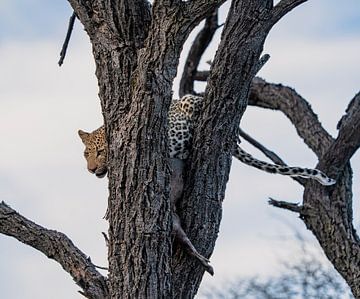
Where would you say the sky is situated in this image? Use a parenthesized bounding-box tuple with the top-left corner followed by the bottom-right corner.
(0, 1, 360, 298)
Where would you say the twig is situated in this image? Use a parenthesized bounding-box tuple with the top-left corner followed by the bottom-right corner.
(102, 232, 109, 247)
(239, 128, 286, 165)
(194, 70, 210, 82)
(58, 11, 77, 67)
(94, 265, 109, 271)
(268, 197, 303, 214)
(238, 128, 306, 186)
(87, 256, 109, 271)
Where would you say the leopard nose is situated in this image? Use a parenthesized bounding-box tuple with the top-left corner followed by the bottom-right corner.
(87, 163, 97, 173)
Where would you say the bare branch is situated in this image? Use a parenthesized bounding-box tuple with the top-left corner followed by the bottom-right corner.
(102, 232, 109, 247)
(238, 128, 306, 186)
(239, 128, 286, 165)
(194, 70, 210, 81)
(179, 9, 219, 97)
(58, 11, 77, 66)
(0, 201, 108, 299)
(270, 0, 308, 26)
(249, 77, 334, 157)
(268, 198, 303, 214)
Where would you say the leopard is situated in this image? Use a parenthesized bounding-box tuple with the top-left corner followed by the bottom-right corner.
(78, 94, 336, 275)
(78, 94, 336, 186)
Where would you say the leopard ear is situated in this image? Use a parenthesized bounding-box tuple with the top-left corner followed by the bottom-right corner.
(78, 130, 90, 143)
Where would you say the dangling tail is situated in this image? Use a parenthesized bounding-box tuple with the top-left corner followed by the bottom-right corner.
(233, 146, 336, 186)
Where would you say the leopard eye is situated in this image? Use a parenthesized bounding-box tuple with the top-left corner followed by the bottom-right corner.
(84, 151, 89, 158)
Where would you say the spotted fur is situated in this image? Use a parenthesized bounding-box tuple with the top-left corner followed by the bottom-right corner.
(78, 95, 336, 186)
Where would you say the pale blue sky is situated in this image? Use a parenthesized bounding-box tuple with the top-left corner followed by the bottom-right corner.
(1, 1, 359, 298)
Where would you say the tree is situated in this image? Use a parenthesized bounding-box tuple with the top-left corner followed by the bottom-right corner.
(0, 1, 359, 298)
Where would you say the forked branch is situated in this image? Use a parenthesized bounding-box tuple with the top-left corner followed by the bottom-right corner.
(0, 201, 108, 299)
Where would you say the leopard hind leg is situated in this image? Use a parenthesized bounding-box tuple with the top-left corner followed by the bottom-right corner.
(169, 158, 213, 275)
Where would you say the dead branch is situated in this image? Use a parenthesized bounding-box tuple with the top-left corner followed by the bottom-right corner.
(58, 11, 77, 66)
(179, 9, 219, 97)
(238, 128, 306, 186)
(0, 201, 108, 299)
(268, 198, 303, 214)
(239, 128, 287, 165)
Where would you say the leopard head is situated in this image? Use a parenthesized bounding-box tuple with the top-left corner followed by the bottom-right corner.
(78, 126, 108, 178)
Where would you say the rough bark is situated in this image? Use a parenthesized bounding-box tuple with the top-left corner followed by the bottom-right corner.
(173, 1, 307, 297)
(68, 1, 226, 297)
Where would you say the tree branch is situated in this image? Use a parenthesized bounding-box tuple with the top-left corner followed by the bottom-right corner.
(193, 70, 210, 81)
(249, 77, 334, 157)
(268, 198, 303, 214)
(249, 79, 360, 181)
(0, 201, 108, 299)
(58, 11, 77, 67)
(179, 9, 219, 97)
(318, 92, 360, 178)
(239, 128, 286, 165)
(238, 128, 306, 186)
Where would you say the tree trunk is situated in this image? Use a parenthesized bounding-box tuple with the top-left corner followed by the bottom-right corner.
(68, 0, 309, 297)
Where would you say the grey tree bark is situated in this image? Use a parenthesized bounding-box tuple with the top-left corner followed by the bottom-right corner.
(1, 0, 360, 298)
